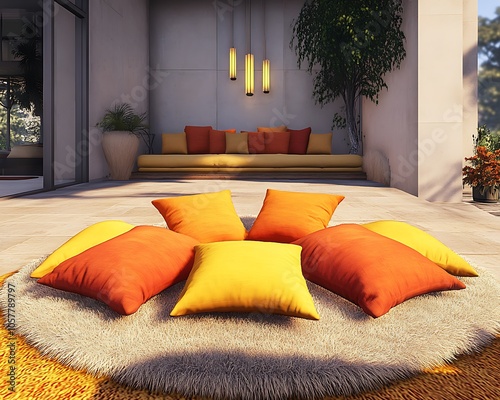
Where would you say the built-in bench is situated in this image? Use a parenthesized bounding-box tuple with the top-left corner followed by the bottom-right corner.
(135, 126, 365, 178)
(137, 153, 363, 174)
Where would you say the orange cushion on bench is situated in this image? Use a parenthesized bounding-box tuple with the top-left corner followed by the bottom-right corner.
(185, 125, 212, 154)
(288, 127, 311, 154)
(265, 131, 290, 154)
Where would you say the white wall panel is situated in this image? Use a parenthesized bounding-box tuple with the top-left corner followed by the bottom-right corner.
(88, 0, 149, 180)
(362, 0, 419, 196)
(150, 70, 217, 133)
(362, 0, 477, 202)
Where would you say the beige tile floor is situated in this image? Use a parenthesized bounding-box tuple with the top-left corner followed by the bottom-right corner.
(0, 178, 499, 282)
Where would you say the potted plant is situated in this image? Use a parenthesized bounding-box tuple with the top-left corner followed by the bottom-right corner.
(97, 103, 148, 180)
(462, 145, 500, 203)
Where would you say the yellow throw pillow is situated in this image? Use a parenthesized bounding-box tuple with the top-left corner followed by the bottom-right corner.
(162, 133, 188, 154)
(225, 132, 249, 154)
(30, 220, 135, 278)
(152, 190, 247, 243)
(306, 133, 333, 154)
(362, 220, 478, 277)
(170, 241, 320, 320)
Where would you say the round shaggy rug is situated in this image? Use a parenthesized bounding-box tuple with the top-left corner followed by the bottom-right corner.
(1, 258, 499, 400)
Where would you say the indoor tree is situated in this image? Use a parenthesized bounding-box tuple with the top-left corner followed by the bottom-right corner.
(290, 0, 406, 154)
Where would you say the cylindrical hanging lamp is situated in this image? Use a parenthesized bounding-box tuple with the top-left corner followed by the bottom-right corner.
(262, 0, 270, 93)
(245, 0, 254, 96)
(229, 3, 237, 80)
(229, 47, 237, 80)
(262, 59, 270, 93)
(245, 53, 254, 96)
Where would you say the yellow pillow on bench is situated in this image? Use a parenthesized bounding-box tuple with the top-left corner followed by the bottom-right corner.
(306, 133, 332, 154)
(162, 133, 188, 154)
(226, 132, 249, 154)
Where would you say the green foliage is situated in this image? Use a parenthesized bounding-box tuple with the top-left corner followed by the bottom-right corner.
(475, 125, 500, 152)
(0, 20, 43, 149)
(97, 103, 148, 134)
(290, 0, 406, 154)
(10, 32, 43, 117)
(478, 7, 500, 134)
(0, 105, 41, 149)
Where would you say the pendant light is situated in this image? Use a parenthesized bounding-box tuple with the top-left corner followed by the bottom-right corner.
(262, 0, 270, 93)
(229, 3, 236, 80)
(245, 0, 254, 96)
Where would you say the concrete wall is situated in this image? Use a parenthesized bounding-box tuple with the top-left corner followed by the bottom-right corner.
(362, 0, 419, 193)
(363, 0, 477, 202)
(148, 0, 350, 154)
(463, 0, 478, 161)
(88, 0, 149, 180)
(417, 0, 465, 202)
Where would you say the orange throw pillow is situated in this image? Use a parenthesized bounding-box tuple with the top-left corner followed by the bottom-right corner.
(152, 190, 247, 243)
(257, 125, 287, 132)
(293, 224, 466, 318)
(184, 125, 212, 154)
(37, 226, 199, 315)
(246, 189, 345, 243)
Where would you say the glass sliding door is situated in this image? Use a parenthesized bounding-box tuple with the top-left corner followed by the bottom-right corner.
(0, 4, 44, 196)
(53, 3, 78, 185)
(43, 0, 87, 189)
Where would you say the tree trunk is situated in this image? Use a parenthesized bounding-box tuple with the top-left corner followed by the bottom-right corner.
(344, 88, 360, 154)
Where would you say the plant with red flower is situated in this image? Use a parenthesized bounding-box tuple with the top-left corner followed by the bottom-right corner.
(462, 146, 500, 188)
